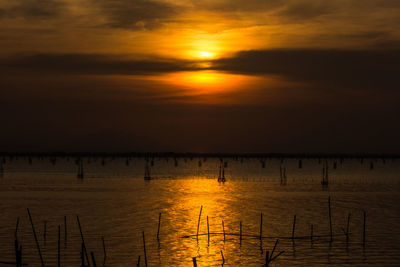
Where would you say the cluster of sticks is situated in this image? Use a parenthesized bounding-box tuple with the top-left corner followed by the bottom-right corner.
(188, 197, 367, 266)
(4, 209, 108, 267)
(2, 209, 164, 267)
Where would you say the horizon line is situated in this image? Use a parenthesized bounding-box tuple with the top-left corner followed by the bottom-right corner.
(1, 152, 399, 158)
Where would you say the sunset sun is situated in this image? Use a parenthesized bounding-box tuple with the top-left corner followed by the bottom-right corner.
(199, 51, 214, 59)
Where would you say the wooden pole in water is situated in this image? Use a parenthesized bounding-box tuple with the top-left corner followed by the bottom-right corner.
(15, 217, 20, 240)
(14, 239, 18, 267)
(310, 224, 313, 242)
(239, 221, 242, 244)
(328, 197, 333, 242)
(43, 221, 47, 246)
(102, 236, 106, 266)
(265, 251, 270, 267)
(18, 243, 22, 267)
(136, 255, 141, 267)
(27, 208, 45, 267)
(142, 231, 148, 267)
(57, 225, 60, 267)
(207, 216, 210, 244)
(220, 250, 225, 264)
(292, 215, 296, 239)
(90, 252, 97, 267)
(270, 239, 278, 259)
(192, 257, 197, 267)
(196, 206, 202, 240)
(76, 216, 91, 267)
(80, 243, 85, 267)
(346, 213, 351, 244)
(15, 239, 21, 267)
(64, 216, 67, 248)
(260, 213, 263, 240)
(222, 220, 226, 242)
(157, 212, 161, 240)
(363, 210, 366, 247)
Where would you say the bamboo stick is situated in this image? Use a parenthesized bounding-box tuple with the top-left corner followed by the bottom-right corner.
(239, 221, 242, 244)
(91, 252, 97, 267)
(222, 220, 225, 242)
(43, 221, 47, 246)
(77, 216, 91, 267)
(80, 243, 85, 267)
(346, 213, 351, 244)
(27, 208, 45, 267)
(196, 206, 202, 240)
(57, 225, 60, 267)
(64, 216, 67, 248)
(157, 213, 161, 240)
(102, 236, 106, 265)
(328, 197, 333, 242)
(292, 215, 296, 239)
(270, 239, 279, 259)
(15, 217, 19, 240)
(136, 255, 140, 267)
(260, 213, 263, 240)
(310, 224, 313, 242)
(363, 210, 366, 246)
(207, 216, 210, 244)
(142, 231, 148, 267)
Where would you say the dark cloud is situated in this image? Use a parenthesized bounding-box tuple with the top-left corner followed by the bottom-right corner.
(276, 0, 336, 20)
(0, 0, 63, 19)
(2, 53, 201, 75)
(194, 0, 285, 13)
(213, 49, 400, 91)
(4, 49, 400, 93)
(96, 0, 179, 30)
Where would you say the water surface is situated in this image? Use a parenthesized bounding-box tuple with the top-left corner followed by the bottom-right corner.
(0, 157, 399, 266)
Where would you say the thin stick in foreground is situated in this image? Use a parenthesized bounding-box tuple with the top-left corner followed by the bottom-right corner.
(239, 221, 242, 244)
(137, 255, 141, 267)
(363, 210, 366, 247)
(207, 216, 210, 244)
(143, 231, 148, 267)
(102, 236, 107, 265)
(91, 252, 97, 267)
(15, 217, 20, 240)
(328, 196, 333, 242)
(27, 208, 45, 267)
(292, 215, 296, 239)
(58, 225, 60, 267)
(77, 215, 91, 267)
(64, 216, 67, 248)
(222, 220, 226, 242)
(196, 206, 203, 240)
(157, 212, 162, 240)
(260, 212, 263, 240)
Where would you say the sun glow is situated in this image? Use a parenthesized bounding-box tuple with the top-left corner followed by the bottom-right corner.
(158, 70, 263, 99)
(199, 51, 214, 59)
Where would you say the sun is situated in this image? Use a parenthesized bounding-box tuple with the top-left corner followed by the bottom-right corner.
(199, 51, 214, 59)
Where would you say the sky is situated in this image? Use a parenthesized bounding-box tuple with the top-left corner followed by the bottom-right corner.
(1, 0, 400, 153)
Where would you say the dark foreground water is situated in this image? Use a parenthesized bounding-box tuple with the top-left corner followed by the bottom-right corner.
(0, 157, 399, 266)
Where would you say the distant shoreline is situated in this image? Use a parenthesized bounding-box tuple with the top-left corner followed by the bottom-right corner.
(1, 152, 399, 158)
